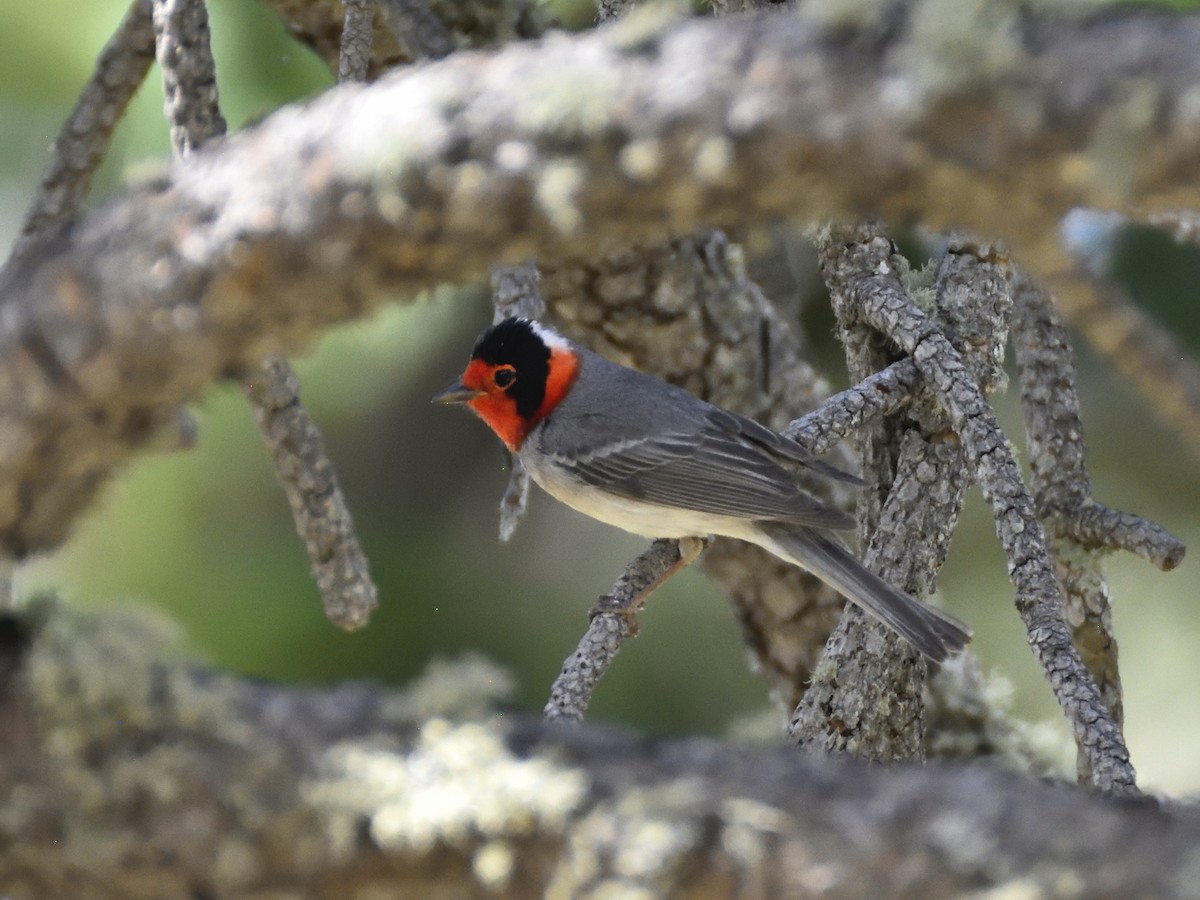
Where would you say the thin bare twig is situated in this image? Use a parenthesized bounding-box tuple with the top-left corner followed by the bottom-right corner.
(544, 538, 705, 724)
(489, 262, 545, 542)
(152, 0, 226, 154)
(1010, 267, 1186, 778)
(782, 360, 920, 456)
(255, 0, 553, 77)
(339, 0, 376, 83)
(8, 0, 157, 263)
(1066, 504, 1184, 572)
(246, 360, 378, 630)
(376, 0, 454, 60)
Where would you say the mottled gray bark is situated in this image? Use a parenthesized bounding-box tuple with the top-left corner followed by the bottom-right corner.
(1, 601, 1198, 900)
(4, 4, 1200, 557)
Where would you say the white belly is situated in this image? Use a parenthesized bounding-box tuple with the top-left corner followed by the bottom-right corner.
(520, 449, 760, 542)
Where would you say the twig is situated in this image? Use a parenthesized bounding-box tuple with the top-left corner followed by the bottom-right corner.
(496, 456, 530, 545)
(339, 0, 376, 83)
(1010, 267, 1186, 775)
(782, 360, 920, 456)
(154, 0, 378, 630)
(544, 537, 705, 724)
(596, 0, 637, 23)
(490, 262, 545, 542)
(1065, 504, 1184, 572)
(491, 262, 545, 323)
(790, 237, 1006, 758)
(816, 222, 1138, 795)
(246, 360, 378, 630)
(255, 0, 553, 76)
(152, 0, 226, 154)
(376, 0, 454, 60)
(8, 0, 156, 263)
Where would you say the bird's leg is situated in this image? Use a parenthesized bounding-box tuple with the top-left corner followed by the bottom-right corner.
(546, 537, 709, 723)
(589, 537, 707, 637)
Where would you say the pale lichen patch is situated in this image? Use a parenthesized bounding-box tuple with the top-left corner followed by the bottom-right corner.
(618, 139, 663, 183)
(305, 718, 588, 862)
(900, 0, 1025, 103)
(545, 779, 706, 897)
(536, 160, 585, 236)
(381, 652, 515, 723)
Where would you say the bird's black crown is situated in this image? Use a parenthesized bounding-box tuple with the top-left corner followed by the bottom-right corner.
(471, 318, 553, 419)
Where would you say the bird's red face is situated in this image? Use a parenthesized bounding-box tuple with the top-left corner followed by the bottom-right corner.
(434, 319, 580, 452)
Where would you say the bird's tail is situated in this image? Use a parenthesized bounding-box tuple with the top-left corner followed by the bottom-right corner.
(754, 523, 971, 662)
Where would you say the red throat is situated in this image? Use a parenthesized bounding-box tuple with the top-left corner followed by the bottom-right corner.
(466, 347, 580, 452)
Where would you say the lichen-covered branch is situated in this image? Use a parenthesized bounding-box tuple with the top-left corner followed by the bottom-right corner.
(789, 238, 1008, 757)
(2, 600, 1199, 899)
(1009, 267, 1186, 777)
(816, 222, 1138, 794)
(2, 4, 1198, 559)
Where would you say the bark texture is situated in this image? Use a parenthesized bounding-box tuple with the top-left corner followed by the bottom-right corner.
(4, 3, 1199, 558)
(1, 601, 1198, 900)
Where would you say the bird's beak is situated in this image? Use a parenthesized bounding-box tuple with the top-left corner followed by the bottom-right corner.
(432, 379, 483, 405)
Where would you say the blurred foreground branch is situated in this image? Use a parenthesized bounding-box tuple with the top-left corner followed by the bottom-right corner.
(3, 3, 1200, 556)
(1, 601, 1197, 899)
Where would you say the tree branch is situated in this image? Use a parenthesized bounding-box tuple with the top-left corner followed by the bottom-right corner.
(4, 4, 1200, 556)
(816, 222, 1137, 794)
(544, 537, 705, 724)
(376, 0, 455, 60)
(152, 0, 226, 154)
(1, 600, 1197, 898)
(259, 0, 552, 78)
(338, 0, 377, 83)
(488, 262, 544, 541)
(788, 236, 1005, 757)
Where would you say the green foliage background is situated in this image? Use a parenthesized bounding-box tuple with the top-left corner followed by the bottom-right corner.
(3, 0, 1198, 794)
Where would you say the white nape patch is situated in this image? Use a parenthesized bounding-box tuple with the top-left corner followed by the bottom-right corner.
(523, 318, 572, 352)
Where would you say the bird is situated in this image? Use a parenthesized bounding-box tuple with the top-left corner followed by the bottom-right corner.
(433, 317, 971, 661)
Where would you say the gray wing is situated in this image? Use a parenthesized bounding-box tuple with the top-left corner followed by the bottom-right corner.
(534, 353, 857, 529)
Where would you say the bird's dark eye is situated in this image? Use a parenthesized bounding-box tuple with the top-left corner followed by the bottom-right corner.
(493, 366, 516, 389)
